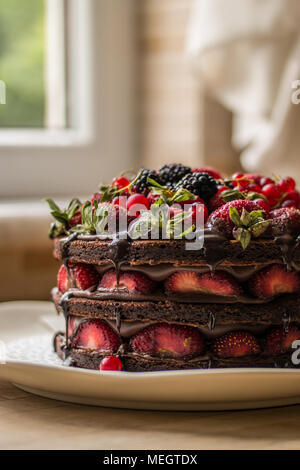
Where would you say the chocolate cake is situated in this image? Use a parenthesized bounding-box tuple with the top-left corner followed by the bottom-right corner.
(46, 165, 300, 371)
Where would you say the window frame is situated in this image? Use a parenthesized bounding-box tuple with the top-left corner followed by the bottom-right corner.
(0, 0, 137, 197)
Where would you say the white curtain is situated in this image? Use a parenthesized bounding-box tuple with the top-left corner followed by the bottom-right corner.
(186, 0, 300, 178)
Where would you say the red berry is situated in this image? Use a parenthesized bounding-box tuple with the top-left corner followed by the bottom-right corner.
(281, 199, 297, 208)
(213, 331, 260, 358)
(265, 326, 300, 355)
(262, 183, 282, 206)
(57, 265, 69, 293)
(169, 206, 184, 219)
(99, 269, 157, 294)
(190, 202, 208, 223)
(260, 177, 274, 187)
(71, 263, 99, 290)
(218, 186, 230, 194)
(90, 193, 102, 204)
(278, 177, 296, 193)
(112, 196, 127, 208)
(253, 198, 270, 215)
(249, 264, 300, 299)
(244, 174, 263, 185)
(165, 271, 242, 297)
(69, 210, 82, 227)
(147, 192, 160, 206)
(245, 183, 262, 193)
(270, 207, 300, 236)
(127, 194, 150, 218)
(100, 356, 122, 371)
(232, 172, 244, 180)
(283, 190, 300, 204)
(112, 176, 130, 190)
(131, 322, 205, 359)
(72, 319, 121, 352)
(192, 167, 221, 179)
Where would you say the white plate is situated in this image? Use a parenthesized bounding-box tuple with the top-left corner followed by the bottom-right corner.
(1, 301, 300, 411)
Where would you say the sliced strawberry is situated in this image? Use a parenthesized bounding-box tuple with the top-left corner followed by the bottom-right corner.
(57, 265, 69, 293)
(130, 322, 205, 359)
(213, 331, 260, 358)
(265, 326, 300, 355)
(99, 269, 157, 294)
(249, 264, 300, 299)
(165, 271, 242, 297)
(72, 319, 120, 351)
(71, 263, 99, 290)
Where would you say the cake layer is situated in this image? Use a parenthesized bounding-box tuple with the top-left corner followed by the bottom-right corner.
(53, 288, 300, 327)
(54, 334, 297, 372)
(53, 235, 300, 268)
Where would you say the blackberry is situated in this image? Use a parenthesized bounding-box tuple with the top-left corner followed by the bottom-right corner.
(158, 163, 191, 188)
(132, 169, 161, 195)
(175, 172, 218, 201)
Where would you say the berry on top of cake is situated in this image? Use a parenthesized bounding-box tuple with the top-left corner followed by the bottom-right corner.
(45, 165, 300, 249)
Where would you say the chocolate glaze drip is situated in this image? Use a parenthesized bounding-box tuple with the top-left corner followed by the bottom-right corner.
(275, 234, 300, 271)
(282, 312, 291, 334)
(108, 235, 130, 285)
(202, 229, 229, 272)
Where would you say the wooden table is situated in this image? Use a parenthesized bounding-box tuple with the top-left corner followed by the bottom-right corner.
(1, 380, 300, 450)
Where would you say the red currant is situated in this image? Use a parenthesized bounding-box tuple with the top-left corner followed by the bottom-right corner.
(100, 356, 122, 371)
(283, 190, 300, 204)
(112, 196, 127, 208)
(245, 183, 262, 193)
(281, 199, 297, 208)
(278, 177, 296, 193)
(91, 193, 102, 204)
(253, 198, 270, 214)
(190, 202, 208, 223)
(262, 184, 282, 206)
(112, 176, 130, 190)
(217, 186, 230, 194)
(147, 192, 160, 206)
(127, 193, 150, 218)
(260, 177, 274, 187)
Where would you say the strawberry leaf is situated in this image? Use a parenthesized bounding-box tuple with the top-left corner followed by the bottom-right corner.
(233, 228, 251, 250)
(45, 198, 81, 238)
(229, 207, 242, 227)
(250, 220, 270, 238)
(240, 209, 251, 226)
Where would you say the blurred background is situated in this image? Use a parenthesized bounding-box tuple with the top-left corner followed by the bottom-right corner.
(1, 0, 300, 301)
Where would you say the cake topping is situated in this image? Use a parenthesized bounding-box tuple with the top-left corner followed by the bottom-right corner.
(174, 172, 218, 202)
(57, 265, 69, 293)
(158, 163, 191, 188)
(70, 263, 99, 291)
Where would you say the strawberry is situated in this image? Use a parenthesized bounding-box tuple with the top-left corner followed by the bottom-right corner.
(100, 356, 122, 371)
(72, 319, 121, 351)
(213, 331, 260, 358)
(249, 264, 300, 299)
(165, 271, 242, 297)
(130, 322, 205, 359)
(265, 326, 300, 355)
(192, 167, 221, 179)
(208, 192, 226, 212)
(99, 269, 157, 294)
(71, 263, 99, 290)
(207, 199, 268, 245)
(57, 265, 69, 293)
(270, 207, 300, 236)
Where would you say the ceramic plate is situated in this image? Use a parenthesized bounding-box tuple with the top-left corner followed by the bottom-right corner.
(1, 301, 300, 411)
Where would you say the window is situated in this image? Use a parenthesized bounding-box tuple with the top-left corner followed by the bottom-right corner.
(0, 0, 45, 127)
(0, 0, 137, 197)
